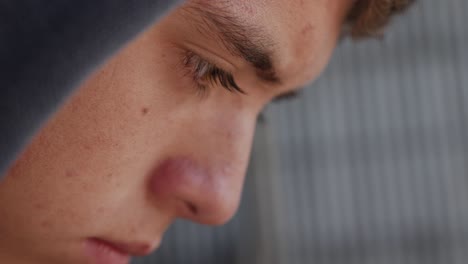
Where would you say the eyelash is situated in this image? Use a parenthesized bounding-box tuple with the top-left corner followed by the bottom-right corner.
(182, 51, 244, 95)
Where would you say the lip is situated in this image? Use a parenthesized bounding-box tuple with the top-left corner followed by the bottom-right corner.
(84, 238, 157, 264)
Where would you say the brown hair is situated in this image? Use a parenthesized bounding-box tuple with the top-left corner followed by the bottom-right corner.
(347, 0, 416, 38)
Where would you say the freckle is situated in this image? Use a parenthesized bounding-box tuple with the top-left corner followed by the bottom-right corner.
(106, 173, 113, 178)
(41, 221, 52, 229)
(97, 207, 105, 213)
(81, 183, 90, 191)
(141, 107, 149, 115)
(34, 203, 45, 210)
(83, 144, 92, 150)
(66, 169, 77, 178)
(301, 23, 314, 35)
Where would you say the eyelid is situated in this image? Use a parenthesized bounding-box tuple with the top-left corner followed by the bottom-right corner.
(183, 41, 237, 71)
(182, 50, 244, 94)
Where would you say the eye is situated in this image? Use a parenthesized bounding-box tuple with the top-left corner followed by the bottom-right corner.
(182, 51, 245, 95)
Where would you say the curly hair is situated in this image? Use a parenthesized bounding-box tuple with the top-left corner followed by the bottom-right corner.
(347, 0, 416, 37)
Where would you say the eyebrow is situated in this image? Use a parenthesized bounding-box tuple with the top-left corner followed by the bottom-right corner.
(184, 3, 282, 85)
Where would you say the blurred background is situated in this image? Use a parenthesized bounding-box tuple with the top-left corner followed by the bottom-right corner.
(134, 0, 468, 263)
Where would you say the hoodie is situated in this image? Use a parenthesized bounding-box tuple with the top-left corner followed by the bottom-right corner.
(0, 0, 179, 177)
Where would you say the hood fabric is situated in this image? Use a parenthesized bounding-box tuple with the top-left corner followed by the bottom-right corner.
(0, 0, 179, 177)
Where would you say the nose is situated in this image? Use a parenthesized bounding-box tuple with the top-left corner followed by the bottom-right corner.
(149, 156, 246, 225)
(147, 92, 258, 225)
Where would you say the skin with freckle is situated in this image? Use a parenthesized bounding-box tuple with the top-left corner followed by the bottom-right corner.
(0, 0, 412, 263)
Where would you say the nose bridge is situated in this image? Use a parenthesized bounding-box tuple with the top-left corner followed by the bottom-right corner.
(150, 106, 257, 225)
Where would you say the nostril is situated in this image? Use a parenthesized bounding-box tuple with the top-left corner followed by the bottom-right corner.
(186, 202, 198, 216)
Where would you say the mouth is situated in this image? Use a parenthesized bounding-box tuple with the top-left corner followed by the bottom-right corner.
(84, 238, 157, 264)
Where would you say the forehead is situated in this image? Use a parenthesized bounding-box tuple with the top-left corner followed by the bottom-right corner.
(196, 0, 353, 89)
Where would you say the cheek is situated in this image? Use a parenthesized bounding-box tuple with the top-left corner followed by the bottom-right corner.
(0, 43, 171, 236)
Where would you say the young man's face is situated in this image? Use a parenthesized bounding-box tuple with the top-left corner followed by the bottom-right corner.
(0, 0, 353, 263)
